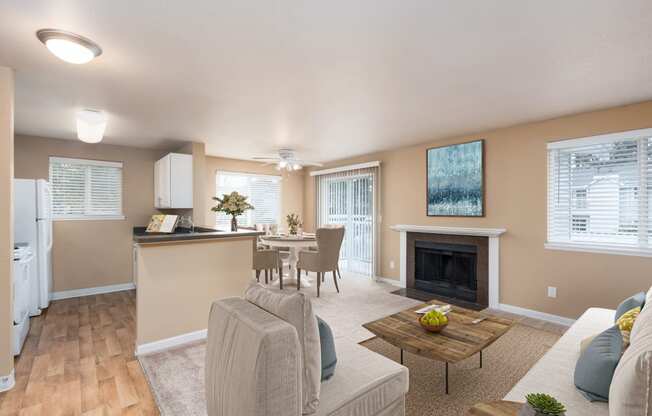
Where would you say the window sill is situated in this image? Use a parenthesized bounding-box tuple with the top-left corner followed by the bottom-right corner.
(54, 215, 126, 221)
(545, 242, 652, 258)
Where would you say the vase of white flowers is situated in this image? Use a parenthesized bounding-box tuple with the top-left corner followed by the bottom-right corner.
(286, 213, 302, 235)
(211, 192, 254, 231)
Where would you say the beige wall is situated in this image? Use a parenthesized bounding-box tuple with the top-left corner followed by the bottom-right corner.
(135, 237, 254, 346)
(0, 67, 14, 381)
(205, 156, 305, 229)
(305, 101, 652, 319)
(14, 135, 166, 292)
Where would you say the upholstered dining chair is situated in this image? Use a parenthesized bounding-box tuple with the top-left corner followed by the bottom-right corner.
(253, 246, 284, 289)
(296, 227, 345, 297)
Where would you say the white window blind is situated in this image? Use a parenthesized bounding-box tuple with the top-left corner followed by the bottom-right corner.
(314, 163, 380, 276)
(547, 128, 652, 255)
(49, 157, 124, 220)
(215, 171, 281, 229)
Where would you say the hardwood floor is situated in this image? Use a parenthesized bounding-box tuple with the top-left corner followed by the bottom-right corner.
(0, 290, 159, 416)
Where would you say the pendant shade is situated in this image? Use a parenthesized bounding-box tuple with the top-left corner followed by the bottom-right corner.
(76, 110, 107, 143)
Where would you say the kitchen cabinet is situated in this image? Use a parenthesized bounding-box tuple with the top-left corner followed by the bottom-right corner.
(154, 153, 193, 208)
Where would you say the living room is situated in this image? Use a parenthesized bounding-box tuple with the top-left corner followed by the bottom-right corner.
(1, 1, 652, 415)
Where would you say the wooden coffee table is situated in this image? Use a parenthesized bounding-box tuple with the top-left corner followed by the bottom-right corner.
(362, 300, 514, 394)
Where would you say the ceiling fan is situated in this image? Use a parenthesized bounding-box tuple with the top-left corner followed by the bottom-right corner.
(253, 149, 323, 171)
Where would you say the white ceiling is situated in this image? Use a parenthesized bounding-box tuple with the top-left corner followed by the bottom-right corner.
(1, 1, 651, 162)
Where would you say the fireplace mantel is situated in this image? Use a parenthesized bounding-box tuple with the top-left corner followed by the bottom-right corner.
(391, 224, 507, 308)
(390, 225, 506, 237)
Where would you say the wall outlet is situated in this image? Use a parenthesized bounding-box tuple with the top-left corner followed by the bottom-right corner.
(547, 286, 557, 298)
(389, 260, 395, 269)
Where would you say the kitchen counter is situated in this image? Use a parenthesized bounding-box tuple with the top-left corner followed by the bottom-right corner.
(132, 226, 262, 244)
(132, 225, 259, 352)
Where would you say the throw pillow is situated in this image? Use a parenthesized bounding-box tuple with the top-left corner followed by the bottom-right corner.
(615, 292, 646, 321)
(316, 316, 337, 381)
(609, 308, 652, 415)
(574, 325, 624, 402)
(580, 334, 598, 355)
(642, 286, 652, 313)
(245, 283, 321, 414)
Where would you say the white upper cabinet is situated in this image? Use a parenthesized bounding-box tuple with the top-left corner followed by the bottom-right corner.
(154, 153, 193, 209)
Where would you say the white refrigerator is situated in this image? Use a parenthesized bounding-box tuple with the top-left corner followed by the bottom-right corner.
(14, 179, 53, 313)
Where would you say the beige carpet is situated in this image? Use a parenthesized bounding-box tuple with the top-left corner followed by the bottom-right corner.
(138, 277, 562, 415)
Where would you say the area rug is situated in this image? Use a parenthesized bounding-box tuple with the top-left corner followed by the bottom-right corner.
(360, 324, 560, 416)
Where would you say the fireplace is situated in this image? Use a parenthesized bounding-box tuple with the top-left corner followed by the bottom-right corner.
(414, 241, 478, 303)
(404, 232, 489, 309)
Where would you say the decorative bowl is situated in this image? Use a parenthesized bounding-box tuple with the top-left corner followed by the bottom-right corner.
(418, 318, 448, 333)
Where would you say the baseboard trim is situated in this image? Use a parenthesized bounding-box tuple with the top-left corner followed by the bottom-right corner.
(374, 276, 404, 287)
(50, 282, 136, 301)
(135, 329, 207, 356)
(498, 303, 575, 327)
(0, 369, 15, 393)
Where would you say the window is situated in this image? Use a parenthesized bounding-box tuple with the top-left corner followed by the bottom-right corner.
(547, 128, 652, 256)
(49, 157, 123, 220)
(215, 171, 281, 229)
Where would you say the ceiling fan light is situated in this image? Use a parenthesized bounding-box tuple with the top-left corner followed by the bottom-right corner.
(37, 29, 102, 64)
(292, 163, 302, 171)
(278, 160, 288, 169)
(76, 109, 107, 143)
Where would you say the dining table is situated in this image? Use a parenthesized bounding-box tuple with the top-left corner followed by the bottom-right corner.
(260, 234, 317, 288)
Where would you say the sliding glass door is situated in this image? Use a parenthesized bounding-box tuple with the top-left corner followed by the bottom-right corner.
(315, 164, 379, 276)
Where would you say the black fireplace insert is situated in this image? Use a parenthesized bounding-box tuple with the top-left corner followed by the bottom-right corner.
(414, 240, 478, 303)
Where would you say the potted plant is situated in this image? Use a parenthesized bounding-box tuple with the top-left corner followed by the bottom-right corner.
(286, 213, 302, 235)
(211, 192, 254, 231)
(518, 393, 566, 416)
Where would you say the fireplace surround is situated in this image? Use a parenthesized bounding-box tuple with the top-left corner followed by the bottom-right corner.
(391, 225, 506, 309)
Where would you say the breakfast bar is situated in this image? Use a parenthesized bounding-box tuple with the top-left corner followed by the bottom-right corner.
(133, 227, 261, 354)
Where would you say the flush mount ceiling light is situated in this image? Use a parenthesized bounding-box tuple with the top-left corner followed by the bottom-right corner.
(36, 29, 102, 64)
(76, 109, 107, 143)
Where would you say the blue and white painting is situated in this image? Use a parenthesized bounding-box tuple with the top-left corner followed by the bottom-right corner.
(427, 140, 483, 216)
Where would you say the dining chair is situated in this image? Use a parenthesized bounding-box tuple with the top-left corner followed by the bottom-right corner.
(308, 225, 344, 281)
(252, 245, 284, 289)
(296, 227, 345, 297)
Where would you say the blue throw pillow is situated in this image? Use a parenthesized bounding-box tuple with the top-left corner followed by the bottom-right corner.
(316, 315, 337, 381)
(615, 292, 646, 322)
(574, 325, 623, 402)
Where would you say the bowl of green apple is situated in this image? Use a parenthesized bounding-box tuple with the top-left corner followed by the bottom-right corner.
(418, 309, 449, 333)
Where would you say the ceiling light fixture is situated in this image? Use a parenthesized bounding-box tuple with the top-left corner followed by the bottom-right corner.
(76, 109, 107, 143)
(36, 29, 102, 64)
(253, 149, 322, 172)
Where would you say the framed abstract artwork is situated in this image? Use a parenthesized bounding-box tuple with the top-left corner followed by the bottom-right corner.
(426, 140, 484, 217)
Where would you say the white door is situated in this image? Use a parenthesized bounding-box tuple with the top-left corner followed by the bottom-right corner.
(36, 180, 53, 308)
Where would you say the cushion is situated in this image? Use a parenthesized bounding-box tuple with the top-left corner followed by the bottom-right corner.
(610, 306, 652, 415)
(574, 325, 623, 402)
(580, 334, 598, 355)
(631, 299, 652, 344)
(316, 316, 337, 381)
(642, 286, 652, 313)
(205, 297, 302, 416)
(245, 283, 322, 414)
(615, 292, 646, 321)
(315, 339, 409, 416)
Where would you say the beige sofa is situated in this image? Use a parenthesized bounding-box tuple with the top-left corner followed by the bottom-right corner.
(205, 296, 409, 416)
(504, 307, 612, 415)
